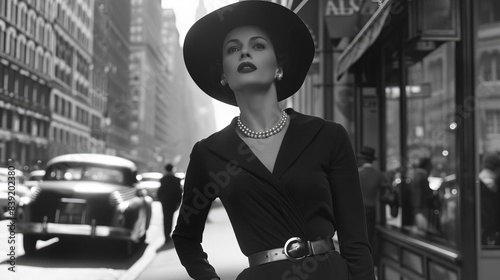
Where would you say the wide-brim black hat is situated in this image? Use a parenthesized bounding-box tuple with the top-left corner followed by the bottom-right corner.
(183, 1, 315, 106)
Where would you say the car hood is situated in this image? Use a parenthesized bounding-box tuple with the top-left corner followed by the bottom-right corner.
(37, 180, 133, 195)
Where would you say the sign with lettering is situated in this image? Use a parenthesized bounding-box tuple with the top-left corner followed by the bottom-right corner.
(324, 0, 378, 38)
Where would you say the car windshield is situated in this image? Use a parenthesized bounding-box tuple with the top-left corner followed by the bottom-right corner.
(28, 174, 44, 181)
(45, 163, 131, 185)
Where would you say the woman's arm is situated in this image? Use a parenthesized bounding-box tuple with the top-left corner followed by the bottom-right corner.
(172, 142, 220, 280)
(328, 123, 375, 280)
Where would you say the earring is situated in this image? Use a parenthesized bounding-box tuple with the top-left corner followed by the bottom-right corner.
(275, 72, 283, 81)
(220, 79, 227, 86)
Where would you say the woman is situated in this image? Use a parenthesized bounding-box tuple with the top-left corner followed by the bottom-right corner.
(173, 1, 375, 280)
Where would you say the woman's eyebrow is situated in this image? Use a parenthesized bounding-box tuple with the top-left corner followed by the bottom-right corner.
(224, 36, 268, 48)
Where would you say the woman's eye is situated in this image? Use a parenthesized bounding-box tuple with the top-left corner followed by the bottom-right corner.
(227, 46, 239, 53)
(253, 43, 265, 50)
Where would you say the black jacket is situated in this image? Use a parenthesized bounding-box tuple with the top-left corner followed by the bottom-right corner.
(173, 109, 374, 280)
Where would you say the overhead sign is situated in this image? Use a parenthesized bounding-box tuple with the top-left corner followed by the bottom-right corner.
(324, 0, 378, 39)
(336, 0, 393, 78)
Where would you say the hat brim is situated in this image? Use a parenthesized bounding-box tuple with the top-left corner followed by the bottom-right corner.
(183, 1, 315, 106)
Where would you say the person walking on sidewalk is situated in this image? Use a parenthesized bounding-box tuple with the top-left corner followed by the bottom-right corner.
(172, 1, 374, 280)
(157, 163, 182, 244)
(357, 146, 388, 266)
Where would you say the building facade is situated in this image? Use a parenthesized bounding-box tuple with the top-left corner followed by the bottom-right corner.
(93, 0, 133, 159)
(335, 0, 500, 279)
(0, 0, 53, 170)
(51, 0, 106, 160)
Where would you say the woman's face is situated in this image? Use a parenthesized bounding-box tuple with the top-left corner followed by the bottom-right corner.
(221, 25, 279, 93)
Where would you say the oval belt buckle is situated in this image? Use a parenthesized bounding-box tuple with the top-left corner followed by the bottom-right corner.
(284, 237, 307, 261)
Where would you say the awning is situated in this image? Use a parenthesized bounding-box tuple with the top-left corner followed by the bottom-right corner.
(335, 0, 393, 79)
(289, 0, 318, 48)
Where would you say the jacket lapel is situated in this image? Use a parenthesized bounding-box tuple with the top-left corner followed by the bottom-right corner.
(205, 117, 278, 187)
(272, 109, 325, 179)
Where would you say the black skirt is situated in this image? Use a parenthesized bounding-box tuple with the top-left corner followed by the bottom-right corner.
(236, 251, 348, 280)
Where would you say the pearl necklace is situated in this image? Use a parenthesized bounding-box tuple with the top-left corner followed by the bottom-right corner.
(237, 110, 288, 139)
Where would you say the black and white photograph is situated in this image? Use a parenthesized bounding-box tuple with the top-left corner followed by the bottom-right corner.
(0, 0, 499, 279)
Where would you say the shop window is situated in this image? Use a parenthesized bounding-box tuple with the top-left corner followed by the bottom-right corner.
(404, 42, 457, 244)
(477, 0, 500, 250)
(383, 44, 403, 229)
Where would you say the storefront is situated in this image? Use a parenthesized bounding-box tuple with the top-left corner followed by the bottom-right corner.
(336, 0, 500, 279)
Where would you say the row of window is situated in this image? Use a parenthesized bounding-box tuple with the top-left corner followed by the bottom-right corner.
(0, 2, 53, 50)
(54, 63, 71, 87)
(0, 64, 50, 108)
(0, 27, 52, 76)
(53, 94, 97, 127)
(55, 2, 91, 49)
(0, 108, 49, 138)
(52, 126, 92, 149)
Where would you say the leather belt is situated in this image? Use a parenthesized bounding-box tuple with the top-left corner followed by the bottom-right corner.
(248, 237, 336, 266)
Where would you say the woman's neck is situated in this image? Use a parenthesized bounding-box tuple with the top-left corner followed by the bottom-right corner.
(234, 87, 283, 131)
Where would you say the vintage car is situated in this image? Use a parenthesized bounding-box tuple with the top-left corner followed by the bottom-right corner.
(17, 154, 153, 254)
(136, 172, 163, 200)
(0, 167, 29, 220)
(24, 169, 45, 189)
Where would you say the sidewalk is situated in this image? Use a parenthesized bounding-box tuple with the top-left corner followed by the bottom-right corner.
(134, 202, 248, 280)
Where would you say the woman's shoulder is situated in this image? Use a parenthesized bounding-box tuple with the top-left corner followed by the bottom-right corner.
(288, 108, 346, 132)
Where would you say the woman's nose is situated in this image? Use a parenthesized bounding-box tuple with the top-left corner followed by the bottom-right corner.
(240, 49, 251, 58)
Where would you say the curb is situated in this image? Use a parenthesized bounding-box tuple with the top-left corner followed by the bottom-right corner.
(119, 238, 166, 280)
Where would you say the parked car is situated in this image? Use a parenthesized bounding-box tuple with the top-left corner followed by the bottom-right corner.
(136, 172, 163, 200)
(16, 153, 153, 254)
(24, 169, 45, 189)
(0, 167, 29, 220)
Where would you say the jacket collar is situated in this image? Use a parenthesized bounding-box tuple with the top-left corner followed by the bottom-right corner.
(205, 108, 325, 181)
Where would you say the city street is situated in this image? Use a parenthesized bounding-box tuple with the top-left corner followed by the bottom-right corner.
(0, 201, 247, 280)
(136, 200, 247, 280)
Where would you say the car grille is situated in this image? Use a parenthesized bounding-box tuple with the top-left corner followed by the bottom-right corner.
(55, 198, 87, 224)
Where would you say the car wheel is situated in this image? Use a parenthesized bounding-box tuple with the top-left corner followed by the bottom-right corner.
(23, 234, 38, 254)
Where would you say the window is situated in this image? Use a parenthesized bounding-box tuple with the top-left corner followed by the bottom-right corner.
(486, 110, 500, 135)
(6, 110, 12, 129)
(404, 43, 457, 244)
(476, 0, 500, 250)
(0, 27, 5, 53)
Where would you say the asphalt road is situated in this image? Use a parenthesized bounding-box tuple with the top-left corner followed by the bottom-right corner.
(0, 200, 248, 280)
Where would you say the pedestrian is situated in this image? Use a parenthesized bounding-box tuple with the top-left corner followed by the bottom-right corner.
(479, 151, 500, 246)
(409, 157, 435, 232)
(172, 2, 374, 280)
(157, 163, 182, 244)
(357, 146, 388, 265)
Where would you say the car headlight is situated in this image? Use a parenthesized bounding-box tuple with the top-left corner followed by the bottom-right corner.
(30, 186, 41, 201)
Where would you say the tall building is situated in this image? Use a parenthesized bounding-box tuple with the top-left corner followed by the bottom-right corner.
(93, 0, 132, 158)
(159, 9, 190, 171)
(50, 0, 106, 159)
(0, 0, 53, 169)
(187, 0, 217, 140)
(129, 0, 167, 172)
